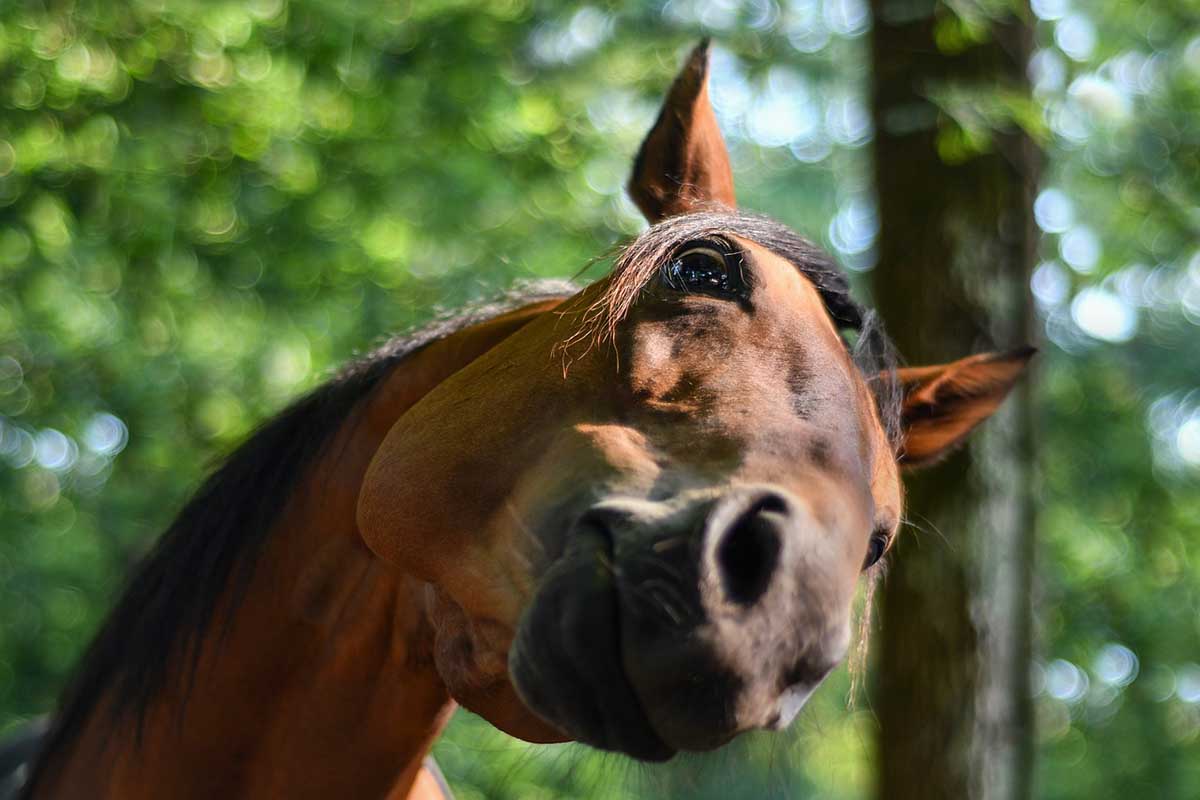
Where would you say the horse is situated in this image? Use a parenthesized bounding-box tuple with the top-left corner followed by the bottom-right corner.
(16, 41, 1032, 799)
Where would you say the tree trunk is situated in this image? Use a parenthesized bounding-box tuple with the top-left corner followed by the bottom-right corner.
(867, 4, 1038, 800)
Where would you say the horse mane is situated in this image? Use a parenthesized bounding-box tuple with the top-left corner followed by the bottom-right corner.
(20, 280, 576, 798)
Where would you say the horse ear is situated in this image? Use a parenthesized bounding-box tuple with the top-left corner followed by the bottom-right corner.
(628, 40, 736, 223)
(892, 347, 1035, 469)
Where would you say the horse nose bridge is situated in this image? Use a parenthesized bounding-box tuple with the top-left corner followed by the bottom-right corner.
(582, 484, 829, 555)
(578, 495, 702, 542)
(578, 484, 856, 609)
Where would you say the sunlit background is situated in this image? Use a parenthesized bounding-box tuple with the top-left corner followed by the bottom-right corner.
(1, 0, 1197, 797)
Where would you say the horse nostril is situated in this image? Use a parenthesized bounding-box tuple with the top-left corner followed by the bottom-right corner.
(573, 507, 620, 552)
(714, 494, 786, 607)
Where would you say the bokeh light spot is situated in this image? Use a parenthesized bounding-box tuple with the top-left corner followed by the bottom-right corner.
(1094, 643, 1139, 687)
(34, 429, 77, 472)
(1034, 188, 1075, 233)
(1059, 226, 1101, 273)
(1046, 659, 1090, 703)
(1070, 287, 1137, 342)
(1055, 13, 1097, 62)
(84, 413, 128, 457)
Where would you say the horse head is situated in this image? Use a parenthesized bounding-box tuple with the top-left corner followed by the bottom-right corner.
(357, 41, 1031, 761)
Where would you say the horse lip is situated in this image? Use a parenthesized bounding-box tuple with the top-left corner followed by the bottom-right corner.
(572, 521, 678, 761)
(510, 521, 677, 762)
(562, 645, 677, 761)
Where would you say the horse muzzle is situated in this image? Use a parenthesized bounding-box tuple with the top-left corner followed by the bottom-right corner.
(509, 485, 855, 760)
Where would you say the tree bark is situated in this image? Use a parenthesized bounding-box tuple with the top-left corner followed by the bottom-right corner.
(867, 4, 1038, 800)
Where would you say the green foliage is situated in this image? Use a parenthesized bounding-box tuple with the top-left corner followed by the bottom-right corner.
(0, 0, 1197, 797)
(1027, 0, 1200, 794)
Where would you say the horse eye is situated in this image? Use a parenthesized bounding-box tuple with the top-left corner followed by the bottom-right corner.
(863, 530, 890, 571)
(663, 243, 737, 296)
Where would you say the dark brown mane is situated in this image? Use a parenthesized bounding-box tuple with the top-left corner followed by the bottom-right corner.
(20, 282, 575, 799)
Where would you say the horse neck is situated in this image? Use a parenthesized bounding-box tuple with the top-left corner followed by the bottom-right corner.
(36, 300, 563, 800)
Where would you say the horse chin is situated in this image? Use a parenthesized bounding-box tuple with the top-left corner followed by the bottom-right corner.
(425, 587, 568, 744)
(508, 526, 677, 762)
(446, 677, 570, 745)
